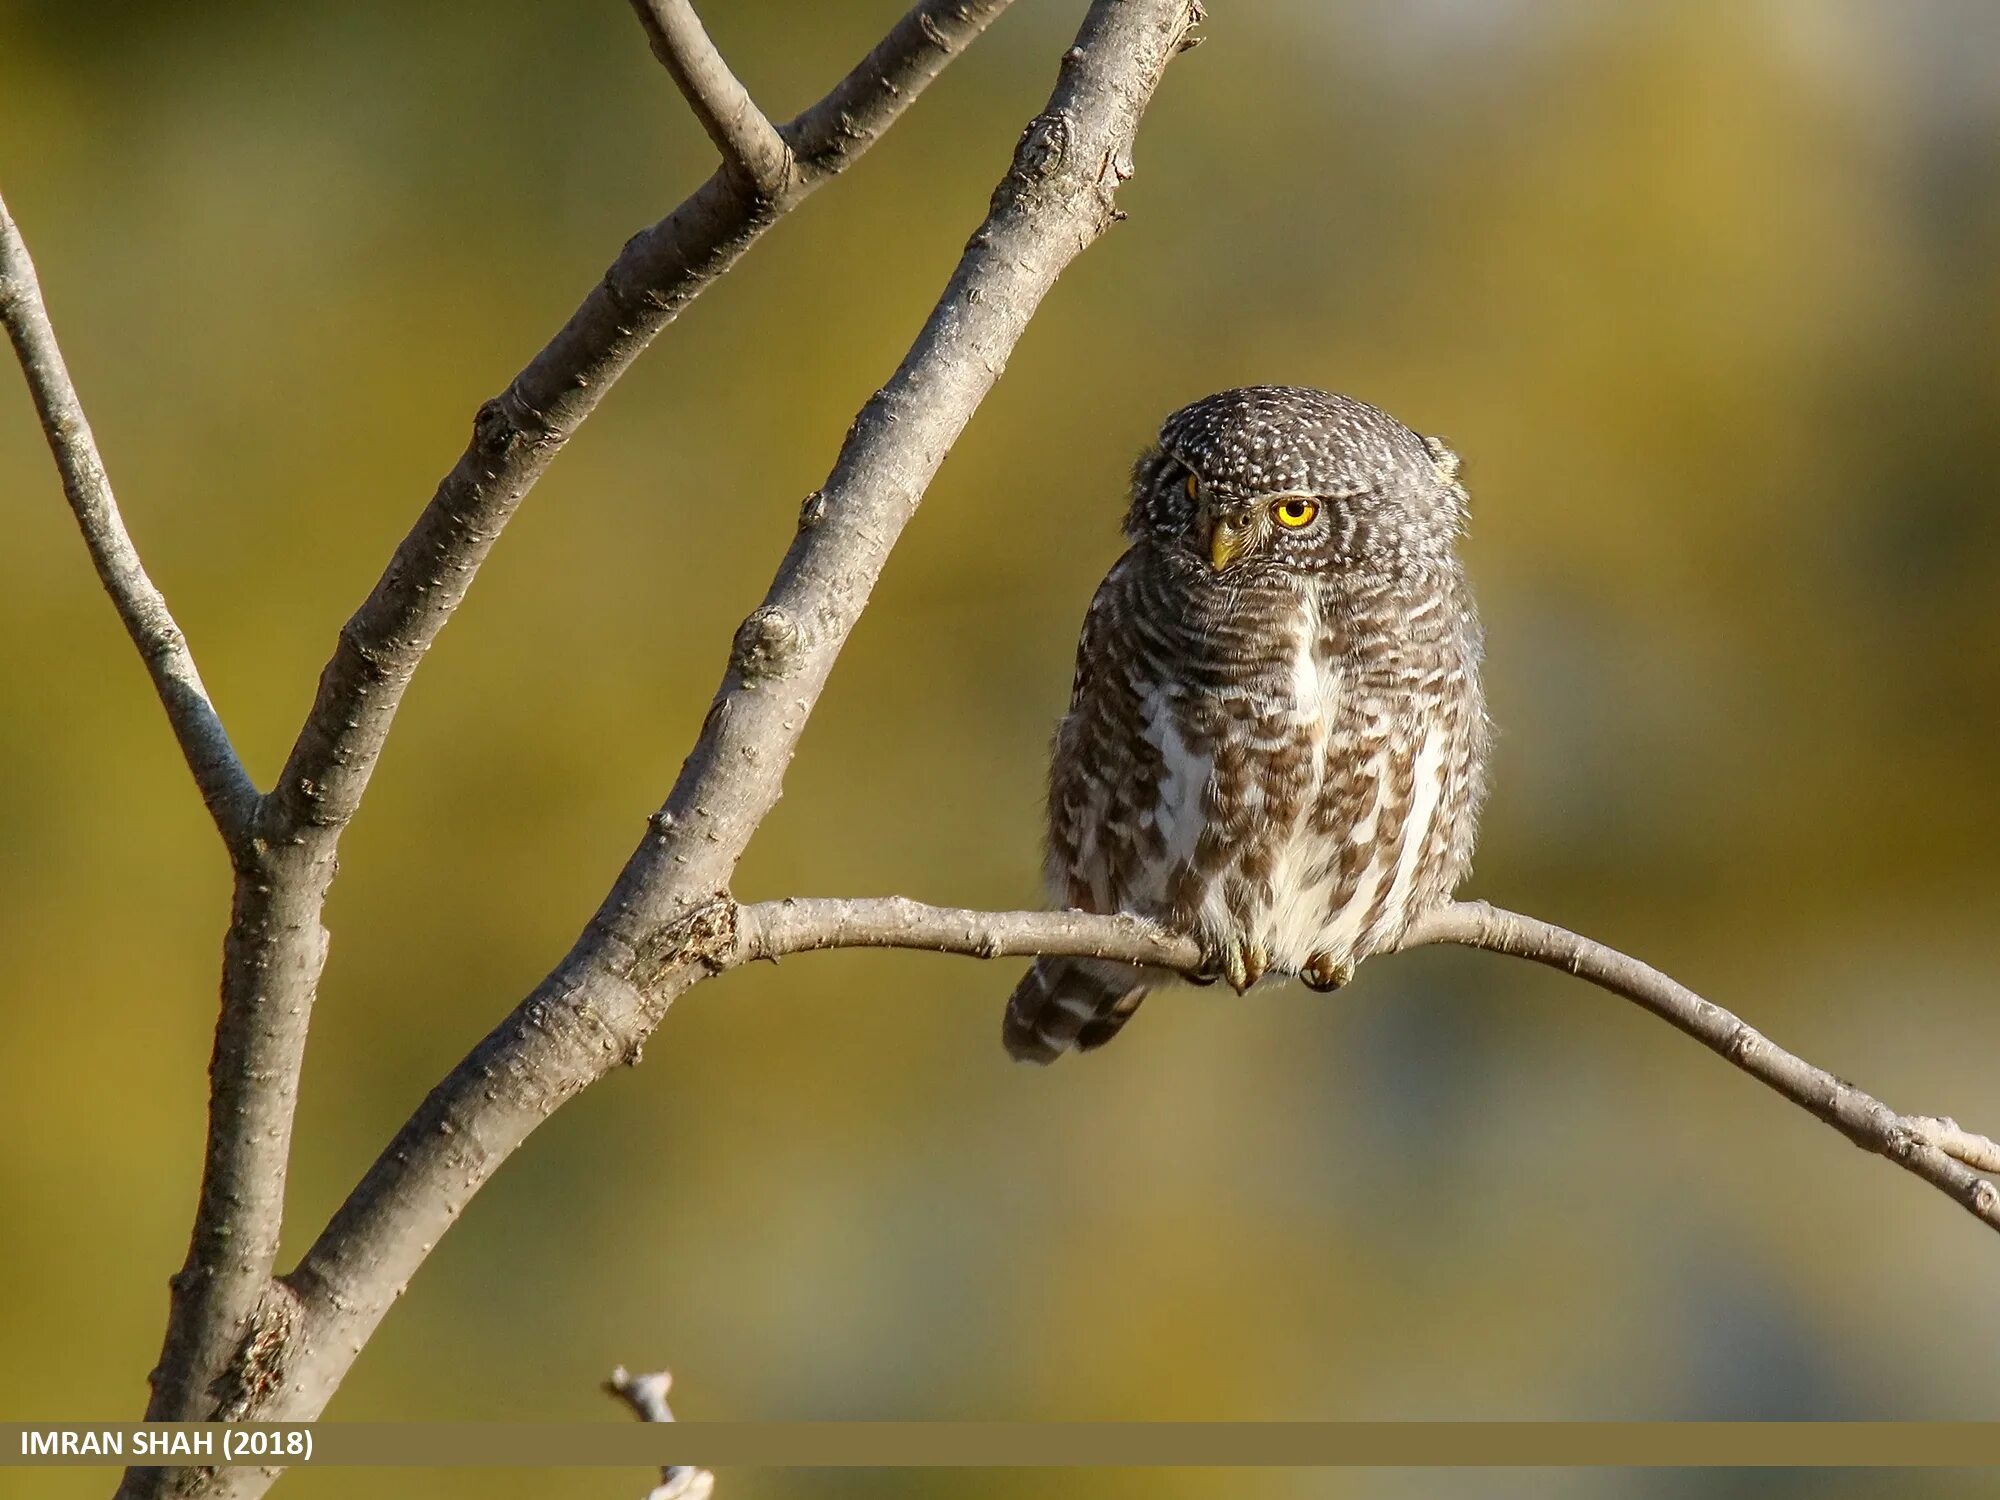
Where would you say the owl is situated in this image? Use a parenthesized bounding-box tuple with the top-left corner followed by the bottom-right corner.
(1003, 386, 1490, 1063)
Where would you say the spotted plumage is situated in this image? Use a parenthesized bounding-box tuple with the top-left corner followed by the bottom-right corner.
(1003, 386, 1490, 1063)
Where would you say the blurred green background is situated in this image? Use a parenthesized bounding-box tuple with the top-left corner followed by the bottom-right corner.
(4, 1, 1999, 1497)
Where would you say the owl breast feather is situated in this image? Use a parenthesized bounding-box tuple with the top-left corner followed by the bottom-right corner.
(1099, 587, 1454, 977)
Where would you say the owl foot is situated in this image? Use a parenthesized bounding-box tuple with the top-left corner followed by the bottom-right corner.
(1301, 953, 1354, 993)
(1201, 938, 1269, 995)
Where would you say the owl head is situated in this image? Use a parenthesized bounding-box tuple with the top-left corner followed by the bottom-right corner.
(1125, 386, 1468, 586)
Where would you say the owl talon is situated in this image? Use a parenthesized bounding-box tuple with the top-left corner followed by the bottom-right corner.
(1203, 938, 1267, 995)
(1239, 942, 1269, 992)
(1301, 953, 1354, 993)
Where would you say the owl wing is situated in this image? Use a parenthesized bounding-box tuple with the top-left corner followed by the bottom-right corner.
(1065, 558, 1122, 710)
(1011, 552, 1161, 1062)
(1045, 552, 1154, 914)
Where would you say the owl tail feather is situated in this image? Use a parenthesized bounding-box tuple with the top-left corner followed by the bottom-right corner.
(1002, 956, 1150, 1064)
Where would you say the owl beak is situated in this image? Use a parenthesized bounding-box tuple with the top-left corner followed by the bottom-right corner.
(1207, 517, 1247, 572)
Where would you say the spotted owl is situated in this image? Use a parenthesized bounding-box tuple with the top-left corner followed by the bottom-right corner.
(1003, 386, 1490, 1063)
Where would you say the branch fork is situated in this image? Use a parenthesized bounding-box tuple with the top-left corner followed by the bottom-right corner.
(629, 0, 795, 199)
(0, 198, 258, 847)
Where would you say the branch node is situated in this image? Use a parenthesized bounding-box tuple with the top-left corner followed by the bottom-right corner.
(730, 604, 807, 684)
(471, 395, 522, 458)
(626, 899, 738, 997)
(1723, 1022, 1762, 1065)
(209, 1282, 303, 1423)
(1011, 113, 1073, 184)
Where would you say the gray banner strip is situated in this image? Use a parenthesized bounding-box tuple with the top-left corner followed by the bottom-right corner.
(9, 1422, 2000, 1468)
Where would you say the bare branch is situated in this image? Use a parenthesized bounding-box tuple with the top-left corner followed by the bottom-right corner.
(276, 0, 1198, 1438)
(117, 7, 1021, 1480)
(0, 190, 258, 847)
(786, 0, 1031, 172)
(629, 0, 794, 197)
(749, 896, 2000, 1232)
(604, 1367, 715, 1500)
(267, 0, 1016, 848)
(1398, 902, 2000, 1230)
(737, 896, 1202, 970)
(1906, 1117, 2000, 1173)
(750, 894, 2000, 1219)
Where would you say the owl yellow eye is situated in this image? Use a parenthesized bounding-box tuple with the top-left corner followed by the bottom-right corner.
(1272, 497, 1319, 528)
(1184, 473, 1199, 501)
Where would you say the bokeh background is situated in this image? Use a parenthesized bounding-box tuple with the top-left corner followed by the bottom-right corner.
(4, 1, 1999, 1497)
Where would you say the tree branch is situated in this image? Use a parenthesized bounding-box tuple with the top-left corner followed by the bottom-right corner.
(6, 190, 292, 1457)
(1394, 901, 2000, 1233)
(734, 895, 2000, 1234)
(604, 1367, 715, 1500)
(274, 0, 1198, 1444)
(737, 895, 2000, 1232)
(266, 0, 1014, 848)
(1906, 1117, 2000, 1174)
(116, 3, 1020, 1488)
(730, 895, 1998, 1239)
(0, 190, 258, 847)
(629, 0, 794, 198)
(737, 896, 1202, 969)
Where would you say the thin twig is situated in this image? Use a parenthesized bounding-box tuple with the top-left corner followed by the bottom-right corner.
(735, 896, 2000, 1233)
(604, 1367, 716, 1500)
(0, 190, 258, 847)
(1396, 901, 2000, 1231)
(276, 0, 1198, 1441)
(629, 0, 794, 197)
